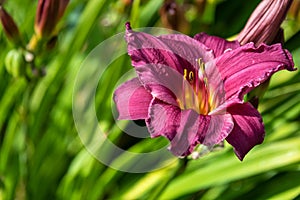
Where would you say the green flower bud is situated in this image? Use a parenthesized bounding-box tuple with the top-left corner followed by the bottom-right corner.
(5, 49, 26, 78)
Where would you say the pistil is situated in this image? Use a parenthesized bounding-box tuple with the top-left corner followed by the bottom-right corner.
(198, 58, 210, 114)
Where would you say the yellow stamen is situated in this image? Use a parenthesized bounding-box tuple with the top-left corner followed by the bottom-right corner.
(183, 68, 187, 80)
(197, 58, 211, 114)
(189, 71, 194, 83)
(182, 68, 197, 111)
(198, 58, 208, 86)
(179, 60, 214, 115)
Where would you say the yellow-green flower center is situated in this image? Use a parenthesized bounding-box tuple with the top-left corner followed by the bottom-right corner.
(177, 58, 215, 115)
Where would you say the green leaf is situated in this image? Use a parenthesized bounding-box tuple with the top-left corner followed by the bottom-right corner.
(159, 138, 300, 199)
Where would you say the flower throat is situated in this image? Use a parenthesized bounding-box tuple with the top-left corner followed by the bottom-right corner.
(178, 58, 212, 115)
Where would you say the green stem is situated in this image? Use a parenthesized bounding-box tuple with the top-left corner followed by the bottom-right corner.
(148, 158, 188, 200)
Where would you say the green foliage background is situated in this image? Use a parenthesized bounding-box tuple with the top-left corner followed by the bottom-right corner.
(0, 0, 299, 199)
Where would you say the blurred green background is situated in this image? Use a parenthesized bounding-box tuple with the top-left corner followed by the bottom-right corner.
(0, 0, 300, 199)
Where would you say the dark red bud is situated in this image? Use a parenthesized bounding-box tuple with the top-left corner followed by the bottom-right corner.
(289, 0, 300, 20)
(35, 0, 69, 39)
(0, 6, 22, 44)
(160, 0, 190, 33)
(195, 0, 207, 16)
(238, 0, 293, 46)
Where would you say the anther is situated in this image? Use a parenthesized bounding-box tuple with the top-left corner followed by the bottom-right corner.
(183, 68, 187, 80)
(188, 71, 194, 83)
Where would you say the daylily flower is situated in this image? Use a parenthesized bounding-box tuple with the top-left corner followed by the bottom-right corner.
(113, 22, 295, 160)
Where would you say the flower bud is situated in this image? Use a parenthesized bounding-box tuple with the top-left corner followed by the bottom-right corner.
(238, 0, 293, 108)
(0, 6, 22, 45)
(122, 0, 133, 6)
(35, 0, 69, 39)
(160, 0, 190, 33)
(5, 49, 26, 78)
(195, 0, 207, 17)
(289, 0, 300, 20)
(237, 0, 292, 46)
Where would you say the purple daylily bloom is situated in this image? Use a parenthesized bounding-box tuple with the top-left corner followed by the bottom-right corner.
(113, 22, 295, 160)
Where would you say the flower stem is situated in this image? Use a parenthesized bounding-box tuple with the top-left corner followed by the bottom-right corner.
(148, 157, 188, 200)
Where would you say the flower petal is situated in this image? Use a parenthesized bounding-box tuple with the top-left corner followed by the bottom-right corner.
(202, 112, 234, 147)
(125, 22, 214, 76)
(134, 62, 198, 106)
(113, 78, 153, 120)
(214, 42, 295, 102)
(226, 103, 265, 161)
(157, 33, 215, 64)
(146, 98, 181, 140)
(146, 99, 234, 156)
(194, 32, 240, 57)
